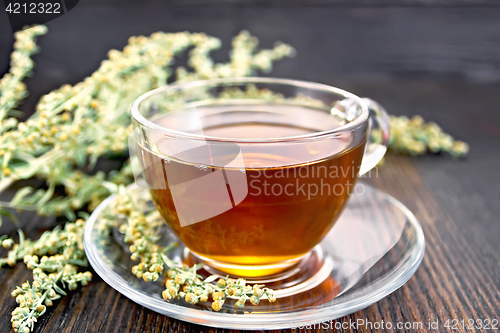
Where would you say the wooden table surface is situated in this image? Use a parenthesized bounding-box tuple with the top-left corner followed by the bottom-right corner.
(1, 3, 500, 333)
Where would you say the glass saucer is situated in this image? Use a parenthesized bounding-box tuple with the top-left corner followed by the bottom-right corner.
(84, 183, 425, 330)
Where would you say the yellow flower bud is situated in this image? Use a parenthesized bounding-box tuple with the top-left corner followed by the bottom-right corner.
(185, 292, 196, 304)
(3, 168, 11, 177)
(59, 133, 69, 141)
(168, 287, 177, 297)
(212, 300, 223, 311)
(253, 287, 263, 297)
(162, 289, 171, 300)
(61, 112, 70, 122)
(249, 296, 260, 305)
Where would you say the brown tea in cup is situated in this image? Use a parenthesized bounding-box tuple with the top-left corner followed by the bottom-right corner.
(130, 78, 389, 277)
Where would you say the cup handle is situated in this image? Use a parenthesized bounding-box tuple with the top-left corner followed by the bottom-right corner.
(358, 98, 391, 176)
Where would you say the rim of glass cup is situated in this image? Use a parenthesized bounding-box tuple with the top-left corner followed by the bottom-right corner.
(130, 77, 370, 143)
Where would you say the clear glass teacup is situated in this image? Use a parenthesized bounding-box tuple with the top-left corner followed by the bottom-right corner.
(129, 77, 390, 277)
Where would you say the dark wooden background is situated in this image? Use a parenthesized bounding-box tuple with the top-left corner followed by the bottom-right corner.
(1, 1, 500, 332)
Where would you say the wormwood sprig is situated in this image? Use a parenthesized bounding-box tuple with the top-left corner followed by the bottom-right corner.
(0, 234, 15, 248)
(385, 115, 469, 157)
(0, 26, 291, 332)
(3, 219, 91, 333)
(0, 219, 86, 268)
(106, 186, 276, 310)
(162, 264, 276, 311)
(11, 267, 92, 333)
(0, 25, 47, 130)
(0, 26, 295, 219)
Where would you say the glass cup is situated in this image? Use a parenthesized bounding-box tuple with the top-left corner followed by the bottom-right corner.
(129, 77, 390, 277)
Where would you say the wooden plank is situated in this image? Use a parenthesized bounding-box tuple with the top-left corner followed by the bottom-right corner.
(1, 151, 499, 332)
(2, 7, 500, 100)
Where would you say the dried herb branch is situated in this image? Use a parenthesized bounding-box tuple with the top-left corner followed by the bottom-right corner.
(386, 115, 469, 157)
(0, 27, 294, 220)
(5, 220, 91, 333)
(0, 26, 47, 129)
(0, 25, 292, 332)
(103, 185, 276, 311)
